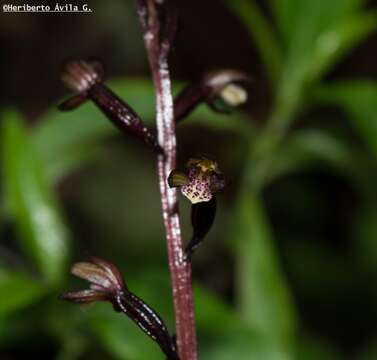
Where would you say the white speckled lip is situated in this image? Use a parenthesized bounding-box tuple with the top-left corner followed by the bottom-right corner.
(181, 172, 212, 204)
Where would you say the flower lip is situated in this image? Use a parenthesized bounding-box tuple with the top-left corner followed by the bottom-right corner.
(169, 158, 225, 204)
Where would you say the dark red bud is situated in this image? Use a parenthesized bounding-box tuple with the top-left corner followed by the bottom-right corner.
(174, 69, 250, 123)
(59, 59, 162, 154)
(61, 257, 178, 359)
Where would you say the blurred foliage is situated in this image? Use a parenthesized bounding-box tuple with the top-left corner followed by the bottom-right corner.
(1, 0, 377, 359)
(1, 110, 70, 286)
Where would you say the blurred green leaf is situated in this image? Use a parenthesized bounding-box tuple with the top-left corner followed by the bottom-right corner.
(312, 81, 377, 159)
(90, 304, 163, 360)
(225, 0, 282, 84)
(0, 312, 44, 349)
(266, 129, 355, 183)
(33, 78, 252, 182)
(2, 110, 70, 285)
(244, 0, 376, 189)
(0, 268, 45, 316)
(285, 239, 357, 299)
(45, 301, 90, 360)
(307, 11, 377, 83)
(271, 0, 375, 115)
(43, 142, 102, 183)
(268, 0, 366, 47)
(268, 0, 299, 44)
(232, 190, 297, 351)
(195, 286, 292, 360)
(55, 334, 87, 360)
(202, 332, 291, 360)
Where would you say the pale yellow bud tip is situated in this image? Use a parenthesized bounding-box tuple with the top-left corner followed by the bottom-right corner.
(220, 83, 248, 106)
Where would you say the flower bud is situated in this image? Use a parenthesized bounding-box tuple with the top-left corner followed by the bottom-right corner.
(59, 59, 162, 154)
(174, 69, 250, 122)
(61, 257, 178, 359)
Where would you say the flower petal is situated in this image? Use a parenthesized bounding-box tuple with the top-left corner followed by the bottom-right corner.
(60, 289, 109, 304)
(71, 262, 115, 290)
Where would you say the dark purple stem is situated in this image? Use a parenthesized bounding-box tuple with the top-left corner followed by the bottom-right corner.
(135, 1, 198, 359)
(174, 82, 206, 122)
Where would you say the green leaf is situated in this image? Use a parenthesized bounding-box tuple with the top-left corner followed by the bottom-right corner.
(33, 78, 252, 182)
(202, 332, 291, 360)
(0, 268, 45, 315)
(90, 304, 163, 360)
(266, 129, 356, 184)
(232, 190, 297, 351)
(268, 0, 300, 44)
(55, 334, 87, 360)
(271, 0, 375, 114)
(225, 0, 282, 85)
(312, 81, 377, 159)
(2, 110, 70, 285)
(195, 286, 292, 360)
(306, 11, 377, 83)
(269, 0, 366, 45)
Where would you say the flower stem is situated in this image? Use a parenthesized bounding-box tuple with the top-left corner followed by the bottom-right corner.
(135, 1, 198, 359)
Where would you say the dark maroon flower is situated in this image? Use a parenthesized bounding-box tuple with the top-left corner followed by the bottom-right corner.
(61, 257, 179, 360)
(174, 69, 250, 122)
(168, 158, 225, 204)
(168, 158, 225, 258)
(58, 59, 162, 154)
(60, 257, 124, 304)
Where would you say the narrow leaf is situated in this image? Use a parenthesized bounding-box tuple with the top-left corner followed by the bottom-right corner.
(307, 11, 377, 83)
(272, 0, 374, 110)
(266, 129, 356, 184)
(90, 306, 164, 360)
(225, 0, 282, 85)
(0, 268, 45, 315)
(312, 81, 377, 159)
(2, 110, 70, 285)
(269, 0, 365, 48)
(195, 286, 292, 360)
(232, 190, 297, 350)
